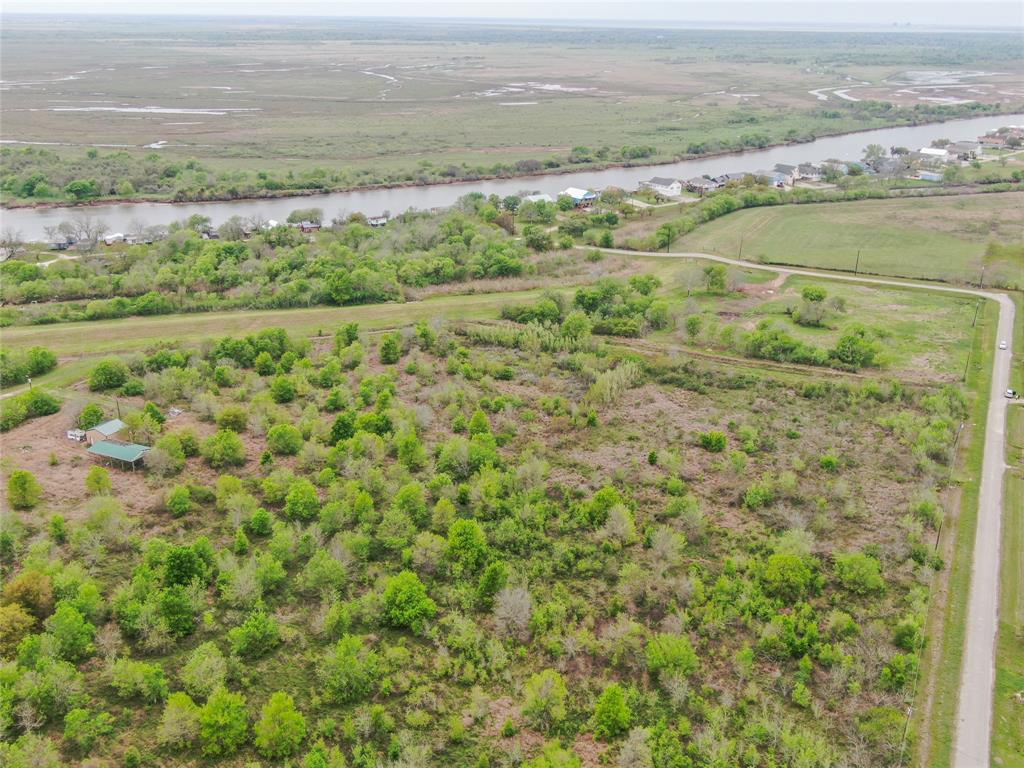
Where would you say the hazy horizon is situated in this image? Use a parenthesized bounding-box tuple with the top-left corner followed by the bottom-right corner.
(3, 0, 1023, 29)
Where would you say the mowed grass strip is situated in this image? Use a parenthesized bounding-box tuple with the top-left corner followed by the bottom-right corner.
(672, 192, 1024, 284)
(916, 297, 998, 768)
(993, 404, 1024, 767)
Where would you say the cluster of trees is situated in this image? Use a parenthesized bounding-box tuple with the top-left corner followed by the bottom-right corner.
(0, 345, 57, 387)
(0, 313, 957, 766)
(1, 200, 537, 326)
(503, 276, 669, 339)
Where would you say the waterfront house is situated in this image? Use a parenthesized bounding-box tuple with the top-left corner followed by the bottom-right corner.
(639, 177, 683, 196)
(560, 187, 598, 207)
(523, 193, 554, 204)
(796, 163, 822, 181)
(685, 176, 721, 195)
(773, 164, 798, 184)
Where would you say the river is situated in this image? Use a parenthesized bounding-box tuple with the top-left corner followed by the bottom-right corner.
(2, 113, 1019, 241)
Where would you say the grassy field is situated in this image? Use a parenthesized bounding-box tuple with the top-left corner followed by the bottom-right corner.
(671, 192, 1024, 285)
(1, 16, 1022, 201)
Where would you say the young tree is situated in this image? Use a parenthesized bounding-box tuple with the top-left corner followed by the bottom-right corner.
(447, 519, 489, 575)
(85, 465, 112, 496)
(267, 423, 304, 455)
(317, 634, 379, 704)
(201, 429, 246, 468)
(88, 359, 130, 391)
(77, 403, 105, 430)
(159, 692, 200, 747)
(8, 468, 42, 509)
(379, 332, 403, 364)
(254, 691, 307, 759)
(63, 708, 114, 753)
(166, 484, 192, 517)
(228, 610, 280, 658)
(382, 570, 437, 631)
(703, 264, 727, 293)
(593, 683, 631, 740)
(198, 688, 249, 757)
(270, 376, 297, 404)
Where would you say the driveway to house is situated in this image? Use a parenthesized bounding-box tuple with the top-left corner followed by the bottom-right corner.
(600, 247, 1015, 768)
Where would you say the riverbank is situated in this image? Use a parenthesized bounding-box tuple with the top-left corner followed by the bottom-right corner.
(4, 108, 1021, 212)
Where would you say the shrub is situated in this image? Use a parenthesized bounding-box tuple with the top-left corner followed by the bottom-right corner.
(254, 691, 307, 759)
(447, 518, 489, 575)
(166, 484, 192, 517)
(181, 642, 228, 700)
(201, 429, 246, 468)
(270, 376, 296, 404)
(379, 332, 403, 364)
(819, 454, 839, 471)
(89, 359, 130, 391)
(698, 430, 727, 452)
(45, 603, 95, 661)
(645, 633, 699, 678)
(522, 669, 568, 732)
(382, 570, 437, 631)
(109, 658, 169, 702)
(7, 469, 42, 509)
(2, 568, 54, 618)
(318, 634, 378, 704)
(216, 406, 249, 432)
(284, 478, 320, 521)
(743, 478, 775, 509)
(21, 389, 60, 418)
(85, 465, 112, 496)
(593, 683, 631, 740)
(267, 423, 304, 455)
(834, 551, 886, 596)
(198, 688, 249, 757)
(0, 603, 36, 657)
(63, 707, 114, 753)
(763, 553, 816, 602)
(228, 610, 280, 658)
(158, 692, 200, 747)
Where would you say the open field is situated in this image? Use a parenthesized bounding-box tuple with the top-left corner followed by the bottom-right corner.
(670, 191, 1024, 284)
(2, 16, 1023, 203)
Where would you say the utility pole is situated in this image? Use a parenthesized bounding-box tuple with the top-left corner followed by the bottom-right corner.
(738, 235, 744, 259)
(979, 263, 986, 289)
(962, 349, 972, 383)
(854, 249, 861, 275)
(972, 300, 981, 327)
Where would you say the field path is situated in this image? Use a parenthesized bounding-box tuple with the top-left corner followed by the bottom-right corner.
(600, 247, 1015, 768)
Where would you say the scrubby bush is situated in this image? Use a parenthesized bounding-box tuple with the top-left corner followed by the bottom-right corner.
(267, 423, 304, 455)
(698, 430, 727, 452)
(7, 469, 42, 509)
(382, 570, 436, 631)
(834, 551, 886, 596)
(201, 429, 246, 468)
(522, 669, 568, 732)
(89, 359, 130, 390)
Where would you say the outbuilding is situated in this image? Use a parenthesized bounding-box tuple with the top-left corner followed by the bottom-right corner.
(87, 440, 150, 470)
(86, 418, 127, 446)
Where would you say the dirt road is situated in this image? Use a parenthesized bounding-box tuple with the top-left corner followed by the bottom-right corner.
(601, 248, 1015, 767)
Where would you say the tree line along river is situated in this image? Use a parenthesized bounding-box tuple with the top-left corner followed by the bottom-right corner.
(2, 113, 1020, 242)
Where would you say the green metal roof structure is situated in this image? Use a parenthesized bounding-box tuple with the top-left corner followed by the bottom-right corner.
(87, 440, 150, 464)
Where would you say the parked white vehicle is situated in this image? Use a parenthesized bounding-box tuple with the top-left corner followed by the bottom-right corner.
(998, 340, 1007, 350)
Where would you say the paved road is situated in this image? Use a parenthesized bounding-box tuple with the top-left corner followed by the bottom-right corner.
(602, 248, 1016, 766)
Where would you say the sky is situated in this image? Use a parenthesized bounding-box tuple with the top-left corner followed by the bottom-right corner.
(2, 0, 1023, 28)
